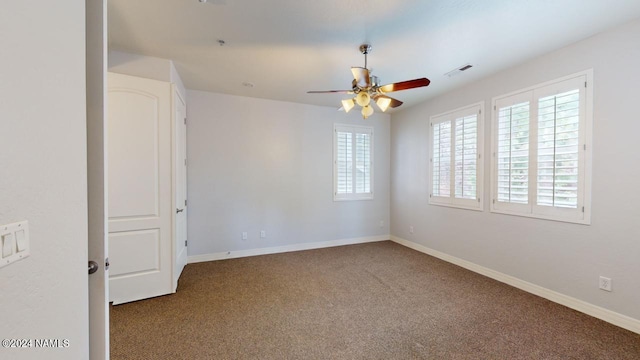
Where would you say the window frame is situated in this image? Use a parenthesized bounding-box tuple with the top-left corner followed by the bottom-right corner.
(429, 102, 484, 211)
(490, 70, 593, 224)
(333, 123, 374, 201)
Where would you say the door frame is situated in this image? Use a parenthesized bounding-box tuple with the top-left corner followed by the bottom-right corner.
(172, 87, 188, 291)
(86, 0, 109, 359)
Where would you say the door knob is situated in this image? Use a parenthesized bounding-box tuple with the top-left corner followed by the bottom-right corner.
(176, 208, 184, 213)
(88, 260, 99, 275)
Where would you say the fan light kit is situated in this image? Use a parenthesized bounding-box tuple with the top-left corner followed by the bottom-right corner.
(308, 44, 430, 119)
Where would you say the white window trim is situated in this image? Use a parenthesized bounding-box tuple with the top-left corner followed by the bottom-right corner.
(490, 70, 593, 224)
(429, 102, 484, 211)
(333, 123, 374, 201)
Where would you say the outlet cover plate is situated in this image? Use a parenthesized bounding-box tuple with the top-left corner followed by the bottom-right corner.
(599, 276, 612, 292)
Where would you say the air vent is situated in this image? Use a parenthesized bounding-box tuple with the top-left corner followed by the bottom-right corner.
(445, 63, 473, 78)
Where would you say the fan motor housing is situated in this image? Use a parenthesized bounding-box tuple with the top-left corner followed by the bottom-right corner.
(359, 44, 372, 55)
(370, 75, 379, 87)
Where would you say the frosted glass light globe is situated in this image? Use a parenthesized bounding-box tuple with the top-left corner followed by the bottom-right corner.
(361, 104, 374, 119)
(341, 98, 355, 113)
(355, 91, 371, 107)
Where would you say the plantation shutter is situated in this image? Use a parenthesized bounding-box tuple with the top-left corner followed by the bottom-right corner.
(355, 132, 371, 194)
(432, 120, 451, 197)
(335, 130, 353, 195)
(430, 102, 483, 210)
(491, 72, 590, 224)
(454, 113, 478, 199)
(334, 124, 373, 200)
(536, 89, 580, 208)
(496, 100, 530, 205)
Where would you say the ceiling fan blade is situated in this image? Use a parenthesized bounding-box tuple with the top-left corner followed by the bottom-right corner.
(351, 67, 370, 88)
(382, 95, 403, 108)
(378, 78, 430, 93)
(373, 94, 403, 111)
(307, 90, 353, 94)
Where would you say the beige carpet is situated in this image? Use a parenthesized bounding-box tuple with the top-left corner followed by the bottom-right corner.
(110, 241, 640, 359)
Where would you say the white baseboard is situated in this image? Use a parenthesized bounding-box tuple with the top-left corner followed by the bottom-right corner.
(187, 234, 390, 264)
(390, 235, 640, 335)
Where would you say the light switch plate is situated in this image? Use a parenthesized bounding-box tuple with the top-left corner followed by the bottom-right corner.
(0, 220, 30, 269)
(15, 230, 27, 252)
(2, 233, 14, 257)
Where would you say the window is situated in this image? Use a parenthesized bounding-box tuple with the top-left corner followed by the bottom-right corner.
(334, 124, 373, 200)
(429, 102, 484, 210)
(491, 71, 592, 224)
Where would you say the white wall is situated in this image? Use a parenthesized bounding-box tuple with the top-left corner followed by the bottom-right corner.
(109, 50, 186, 98)
(187, 91, 390, 257)
(0, 2, 89, 359)
(391, 18, 640, 323)
(109, 50, 171, 81)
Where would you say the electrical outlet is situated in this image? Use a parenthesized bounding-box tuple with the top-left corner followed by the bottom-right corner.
(241, 232, 248, 240)
(409, 225, 414, 234)
(599, 276, 612, 292)
(260, 230, 266, 238)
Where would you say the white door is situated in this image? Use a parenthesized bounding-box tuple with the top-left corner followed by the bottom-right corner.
(108, 72, 173, 304)
(173, 89, 188, 290)
(87, 0, 109, 358)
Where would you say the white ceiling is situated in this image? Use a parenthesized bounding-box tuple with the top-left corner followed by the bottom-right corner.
(108, 0, 640, 112)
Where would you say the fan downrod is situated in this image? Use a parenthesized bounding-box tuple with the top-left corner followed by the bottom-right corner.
(359, 44, 372, 70)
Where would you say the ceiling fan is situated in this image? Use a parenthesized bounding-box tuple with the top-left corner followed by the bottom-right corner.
(308, 44, 430, 119)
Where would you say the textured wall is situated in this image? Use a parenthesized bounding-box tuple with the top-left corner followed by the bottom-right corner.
(186, 90, 391, 256)
(390, 18, 640, 321)
(0, 2, 89, 359)
(109, 50, 186, 100)
(109, 50, 172, 82)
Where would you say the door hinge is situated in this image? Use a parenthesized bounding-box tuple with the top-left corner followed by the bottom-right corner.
(184, 117, 187, 124)
(185, 240, 188, 247)
(493, 199, 496, 204)
(582, 206, 585, 213)
(584, 81, 587, 88)
(185, 199, 187, 206)
(493, 105, 496, 110)
(184, 158, 187, 166)
(584, 144, 586, 151)
(478, 198, 481, 203)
